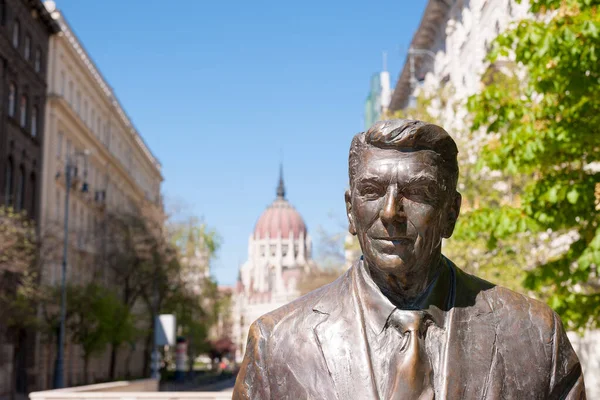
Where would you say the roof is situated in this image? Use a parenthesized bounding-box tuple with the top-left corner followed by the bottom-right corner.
(43, 1, 163, 177)
(253, 166, 307, 240)
(254, 198, 307, 240)
(28, 0, 60, 34)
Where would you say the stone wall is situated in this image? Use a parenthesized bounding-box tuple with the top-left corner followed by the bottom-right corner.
(568, 330, 600, 399)
(35, 337, 148, 391)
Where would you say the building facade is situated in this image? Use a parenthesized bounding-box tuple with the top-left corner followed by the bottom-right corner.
(0, 1, 58, 396)
(34, 1, 163, 389)
(232, 169, 315, 362)
(388, 0, 598, 397)
(0, 0, 58, 216)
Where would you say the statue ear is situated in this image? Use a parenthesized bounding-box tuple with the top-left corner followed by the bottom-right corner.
(345, 189, 357, 235)
(443, 191, 462, 238)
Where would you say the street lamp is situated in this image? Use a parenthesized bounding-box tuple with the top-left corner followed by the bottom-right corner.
(407, 47, 437, 107)
(53, 149, 90, 389)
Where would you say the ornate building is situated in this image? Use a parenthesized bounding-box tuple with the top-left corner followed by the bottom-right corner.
(233, 168, 315, 362)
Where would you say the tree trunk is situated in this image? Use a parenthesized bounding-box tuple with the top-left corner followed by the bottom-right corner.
(124, 347, 132, 379)
(142, 325, 153, 376)
(187, 342, 194, 377)
(10, 337, 17, 400)
(11, 329, 27, 400)
(109, 344, 118, 380)
(83, 355, 90, 384)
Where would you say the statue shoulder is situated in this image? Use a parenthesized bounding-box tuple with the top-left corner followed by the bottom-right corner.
(452, 261, 558, 333)
(489, 284, 558, 331)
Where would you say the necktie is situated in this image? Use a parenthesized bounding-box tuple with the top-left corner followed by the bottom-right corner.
(386, 309, 435, 400)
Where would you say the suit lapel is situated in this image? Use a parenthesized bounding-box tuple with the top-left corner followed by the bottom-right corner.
(441, 267, 501, 399)
(312, 263, 379, 400)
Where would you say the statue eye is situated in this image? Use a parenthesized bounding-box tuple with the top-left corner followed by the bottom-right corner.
(360, 184, 384, 199)
(404, 186, 439, 204)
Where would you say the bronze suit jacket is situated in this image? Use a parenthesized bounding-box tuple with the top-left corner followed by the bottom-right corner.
(233, 259, 586, 399)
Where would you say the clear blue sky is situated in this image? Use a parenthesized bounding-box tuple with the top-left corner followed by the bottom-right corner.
(55, 0, 428, 285)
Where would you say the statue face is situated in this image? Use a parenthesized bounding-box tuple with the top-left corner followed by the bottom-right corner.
(346, 146, 460, 277)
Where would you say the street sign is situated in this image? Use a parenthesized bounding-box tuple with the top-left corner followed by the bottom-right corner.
(155, 314, 176, 346)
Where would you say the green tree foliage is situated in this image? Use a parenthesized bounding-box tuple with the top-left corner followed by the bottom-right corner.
(0, 206, 35, 274)
(385, 88, 527, 292)
(467, 0, 600, 330)
(164, 216, 222, 369)
(0, 205, 38, 340)
(67, 284, 135, 384)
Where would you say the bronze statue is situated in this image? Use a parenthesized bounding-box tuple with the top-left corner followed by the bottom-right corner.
(233, 120, 586, 399)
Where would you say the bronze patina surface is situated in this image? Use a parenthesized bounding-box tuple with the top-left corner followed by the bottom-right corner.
(233, 120, 586, 399)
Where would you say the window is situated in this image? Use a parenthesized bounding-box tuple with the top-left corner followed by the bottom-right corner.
(15, 166, 25, 211)
(91, 109, 95, 130)
(60, 71, 65, 95)
(76, 91, 81, 113)
(83, 100, 88, 123)
(34, 48, 41, 72)
(12, 20, 19, 48)
(31, 107, 38, 137)
(68, 81, 73, 103)
(8, 83, 15, 117)
(24, 35, 30, 60)
(57, 131, 63, 158)
(19, 95, 27, 128)
(66, 139, 72, 160)
(29, 173, 35, 218)
(0, 1, 6, 26)
(268, 267, 276, 291)
(4, 157, 13, 205)
(97, 117, 101, 136)
(282, 244, 289, 257)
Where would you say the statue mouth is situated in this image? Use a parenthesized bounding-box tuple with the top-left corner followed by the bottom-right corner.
(372, 237, 412, 245)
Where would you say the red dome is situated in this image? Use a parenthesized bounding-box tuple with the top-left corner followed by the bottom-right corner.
(254, 198, 307, 239)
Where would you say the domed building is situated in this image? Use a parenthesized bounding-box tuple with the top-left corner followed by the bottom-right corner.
(232, 167, 315, 362)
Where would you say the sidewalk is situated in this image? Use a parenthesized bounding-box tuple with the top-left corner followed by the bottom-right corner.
(159, 372, 237, 392)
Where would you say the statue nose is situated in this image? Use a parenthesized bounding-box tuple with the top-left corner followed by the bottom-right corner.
(380, 186, 405, 223)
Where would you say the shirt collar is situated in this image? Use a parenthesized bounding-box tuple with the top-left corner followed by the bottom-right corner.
(355, 256, 455, 335)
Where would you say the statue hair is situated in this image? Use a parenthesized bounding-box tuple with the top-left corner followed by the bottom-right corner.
(348, 119, 459, 191)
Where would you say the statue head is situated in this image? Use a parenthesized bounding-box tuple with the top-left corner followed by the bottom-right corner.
(345, 119, 461, 281)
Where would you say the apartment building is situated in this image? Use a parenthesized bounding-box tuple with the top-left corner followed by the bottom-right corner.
(36, 1, 163, 387)
(0, 1, 59, 396)
(0, 0, 58, 216)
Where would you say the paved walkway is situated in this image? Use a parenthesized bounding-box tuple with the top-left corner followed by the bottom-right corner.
(160, 374, 236, 392)
(203, 377, 235, 392)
